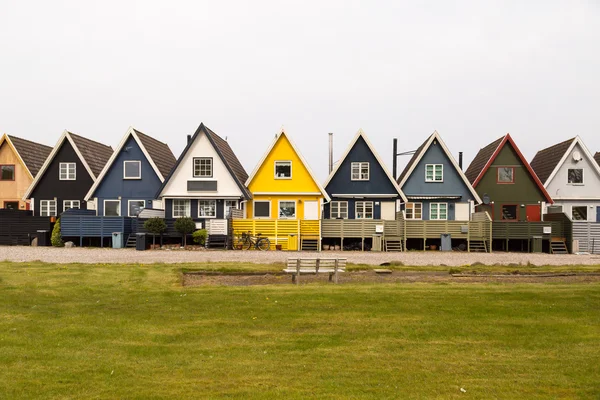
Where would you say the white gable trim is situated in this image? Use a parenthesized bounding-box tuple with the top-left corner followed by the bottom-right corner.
(323, 129, 407, 202)
(23, 130, 99, 200)
(245, 128, 330, 201)
(0, 134, 34, 180)
(543, 136, 600, 188)
(84, 127, 164, 201)
(397, 131, 482, 204)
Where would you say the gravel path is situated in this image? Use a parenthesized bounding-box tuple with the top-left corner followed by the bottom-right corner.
(1, 246, 599, 266)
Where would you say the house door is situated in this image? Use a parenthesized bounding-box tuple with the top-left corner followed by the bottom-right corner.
(526, 205, 541, 221)
(4, 202, 18, 210)
(304, 201, 319, 220)
(455, 203, 470, 221)
(380, 202, 396, 220)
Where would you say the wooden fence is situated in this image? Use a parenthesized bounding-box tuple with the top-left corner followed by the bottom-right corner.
(231, 219, 320, 250)
(0, 209, 52, 246)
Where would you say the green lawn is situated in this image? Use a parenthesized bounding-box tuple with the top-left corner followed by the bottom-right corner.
(1, 262, 599, 399)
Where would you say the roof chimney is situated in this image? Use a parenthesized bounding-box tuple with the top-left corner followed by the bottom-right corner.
(458, 152, 463, 170)
(328, 133, 334, 174)
(187, 134, 192, 144)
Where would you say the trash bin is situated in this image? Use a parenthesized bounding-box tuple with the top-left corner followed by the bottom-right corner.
(37, 230, 50, 247)
(287, 234, 298, 251)
(112, 232, 123, 249)
(532, 236, 543, 253)
(136, 233, 147, 251)
(440, 233, 452, 251)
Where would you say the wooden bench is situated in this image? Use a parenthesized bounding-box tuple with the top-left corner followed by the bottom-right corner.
(283, 257, 347, 284)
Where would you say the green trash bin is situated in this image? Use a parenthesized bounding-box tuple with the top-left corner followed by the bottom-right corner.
(532, 236, 543, 253)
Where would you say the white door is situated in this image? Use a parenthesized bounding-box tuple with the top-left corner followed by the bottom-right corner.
(455, 202, 470, 221)
(304, 201, 319, 220)
(381, 202, 396, 220)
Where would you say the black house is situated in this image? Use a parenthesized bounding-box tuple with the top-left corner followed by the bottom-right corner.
(23, 130, 113, 217)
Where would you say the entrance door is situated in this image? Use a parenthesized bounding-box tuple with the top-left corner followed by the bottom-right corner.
(304, 201, 319, 220)
(4, 202, 18, 210)
(455, 202, 470, 221)
(380, 201, 396, 220)
(526, 205, 541, 221)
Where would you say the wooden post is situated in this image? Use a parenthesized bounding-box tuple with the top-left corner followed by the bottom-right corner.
(316, 258, 320, 274)
(334, 259, 339, 284)
(296, 258, 300, 285)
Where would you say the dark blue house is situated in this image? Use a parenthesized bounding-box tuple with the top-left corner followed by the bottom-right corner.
(397, 131, 481, 221)
(323, 129, 406, 220)
(84, 127, 176, 217)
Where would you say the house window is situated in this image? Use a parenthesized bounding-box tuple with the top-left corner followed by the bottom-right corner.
(198, 200, 217, 218)
(173, 199, 191, 218)
(254, 201, 270, 218)
(193, 158, 213, 177)
(278, 201, 296, 219)
(330, 201, 348, 219)
(128, 200, 145, 217)
(351, 162, 370, 181)
(40, 200, 57, 217)
(572, 206, 587, 221)
(63, 200, 80, 211)
(0, 165, 15, 180)
(224, 200, 239, 218)
(274, 161, 292, 179)
(430, 203, 447, 220)
(406, 202, 422, 219)
(104, 200, 121, 216)
(501, 205, 518, 220)
(59, 163, 76, 180)
(355, 201, 373, 219)
(568, 169, 583, 184)
(497, 167, 514, 183)
(425, 164, 443, 182)
(123, 161, 142, 179)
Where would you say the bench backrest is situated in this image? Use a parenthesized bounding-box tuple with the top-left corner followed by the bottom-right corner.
(286, 258, 347, 269)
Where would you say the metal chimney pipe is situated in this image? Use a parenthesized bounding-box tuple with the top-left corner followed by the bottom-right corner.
(458, 152, 463, 170)
(187, 134, 192, 144)
(328, 132, 334, 173)
(392, 138, 398, 179)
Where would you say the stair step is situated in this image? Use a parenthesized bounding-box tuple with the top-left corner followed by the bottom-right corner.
(384, 240, 403, 252)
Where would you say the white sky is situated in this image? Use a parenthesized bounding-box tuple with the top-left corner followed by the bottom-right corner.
(1, 1, 599, 181)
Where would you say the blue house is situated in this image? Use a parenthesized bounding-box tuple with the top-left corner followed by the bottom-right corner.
(84, 127, 176, 217)
(396, 131, 481, 221)
(323, 129, 406, 220)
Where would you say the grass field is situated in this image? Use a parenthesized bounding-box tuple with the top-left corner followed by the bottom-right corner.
(1, 261, 599, 399)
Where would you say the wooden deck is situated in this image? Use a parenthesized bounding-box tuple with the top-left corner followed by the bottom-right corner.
(231, 219, 321, 251)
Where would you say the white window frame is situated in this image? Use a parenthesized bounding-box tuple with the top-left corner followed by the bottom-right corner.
(128, 200, 145, 217)
(59, 162, 76, 180)
(330, 201, 349, 219)
(172, 199, 191, 218)
(351, 162, 370, 181)
(198, 200, 217, 218)
(274, 161, 292, 179)
(63, 200, 80, 211)
(430, 202, 448, 220)
(103, 200, 121, 216)
(123, 160, 142, 180)
(193, 157, 213, 178)
(425, 164, 443, 182)
(355, 201, 374, 219)
(253, 200, 271, 219)
(278, 200, 296, 219)
(567, 168, 584, 185)
(40, 200, 57, 217)
(405, 202, 422, 220)
(224, 200, 239, 218)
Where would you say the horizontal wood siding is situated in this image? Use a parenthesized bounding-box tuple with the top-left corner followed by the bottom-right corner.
(572, 222, 600, 254)
(230, 219, 319, 250)
(0, 209, 52, 245)
(61, 214, 134, 237)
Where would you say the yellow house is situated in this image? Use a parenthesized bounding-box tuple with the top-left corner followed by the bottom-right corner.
(245, 129, 330, 220)
(0, 134, 52, 210)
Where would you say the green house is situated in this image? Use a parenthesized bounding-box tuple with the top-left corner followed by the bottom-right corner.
(465, 134, 553, 222)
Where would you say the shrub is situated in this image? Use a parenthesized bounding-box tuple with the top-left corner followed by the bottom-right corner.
(192, 229, 208, 246)
(174, 217, 196, 246)
(51, 218, 64, 247)
(144, 217, 167, 246)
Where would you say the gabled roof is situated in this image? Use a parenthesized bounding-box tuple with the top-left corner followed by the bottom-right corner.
(245, 128, 330, 201)
(0, 134, 52, 178)
(594, 152, 600, 167)
(531, 136, 600, 187)
(324, 129, 407, 202)
(464, 133, 553, 203)
(396, 130, 481, 204)
(85, 127, 176, 200)
(157, 123, 251, 199)
(23, 130, 113, 199)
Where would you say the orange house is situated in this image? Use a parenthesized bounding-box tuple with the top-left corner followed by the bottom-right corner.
(0, 134, 52, 210)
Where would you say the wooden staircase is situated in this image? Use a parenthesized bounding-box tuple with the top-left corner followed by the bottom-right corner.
(469, 240, 488, 253)
(551, 238, 568, 254)
(206, 234, 228, 249)
(384, 239, 403, 252)
(125, 234, 137, 248)
(301, 237, 319, 251)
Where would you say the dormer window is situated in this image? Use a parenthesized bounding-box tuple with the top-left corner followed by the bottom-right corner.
(351, 162, 369, 181)
(497, 167, 514, 183)
(193, 158, 213, 178)
(568, 169, 583, 184)
(59, 162, 76, 180)
(425, 164, 443, 182)
(123, 161, 141, 179)
(274, 161, 292, 179)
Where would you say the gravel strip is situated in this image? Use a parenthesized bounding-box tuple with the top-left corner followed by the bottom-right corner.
(0, 246, 599, 266)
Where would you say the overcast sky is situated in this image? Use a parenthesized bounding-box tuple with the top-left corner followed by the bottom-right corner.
(1, 1, 599, 181)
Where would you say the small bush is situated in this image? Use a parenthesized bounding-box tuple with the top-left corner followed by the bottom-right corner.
(144, 217, 167, 245)
(51, 218, 64, 247)
(192, 229, 208, 246)
(174, 217, 196, 246)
